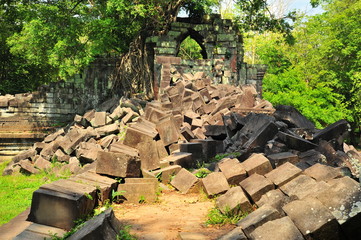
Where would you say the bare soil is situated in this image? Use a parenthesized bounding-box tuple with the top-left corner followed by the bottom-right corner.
(113, 190, 234, 240)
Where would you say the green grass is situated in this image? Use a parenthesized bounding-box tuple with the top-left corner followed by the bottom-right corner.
(205, 207, 248, 226)
(0, 160, 67, 226)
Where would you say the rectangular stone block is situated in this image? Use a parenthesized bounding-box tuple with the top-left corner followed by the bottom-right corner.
(256, 189, 291, 214)
(265, 162, 302, 187)
(156, 116, 180, 146)
(249, 216, 305, 240)
(171, 168, 199, 194)
(304, 163, 343, 182)
(217, 158, 247, 185)
(237, 205, 282, 238)
(117, 181, 158, 204)
(202, 172, 230, 197)
(241, 153, 273, 176)
(96, 151, 141, 178)
(27, 179, 97, 230)
(278, 131, 318, 151)
(14, 223, 66, 240)
(179, 142, 203, 167)
(216, 186, 252, 214)
(152, 165, 182, 184)
(267, 152, 299, 168)
(240, 174, 275, 203)
(282, 197, 341, 240)
(160, 152, 193, 168)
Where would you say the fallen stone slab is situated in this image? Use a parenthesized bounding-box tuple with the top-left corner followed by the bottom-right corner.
(256, 189, 291, 214)
(96, 151, 141, 178)
(95, 123, 119, 136)
(34, 156, 52, 170)
(237, 205, 282, 238)
(265, 162, 302, 187)
(67, 208, 121, 240)
(204, 125, 227, 140)
(91, 111, 107, 127)
(156, 115, 181, 146)
(241, 153, 273, 176)
(152, 165, 182, 184)
(217, 158, 247, 185)
(313, 119, 349, 143)
(218, 227, 247, 240)
(202, 172, 230, 197)
(170, 168, 199, 194)
(280, 174, 330, 200)
(27, 179, 97, 230)
(70, 171, 118, 205)
(239, 173, 274, 203)
(314, 176, 361, 239)
(267, 151, 299, 168)
(14, 223, 66, 240)
(216, 186, 252, 214)
(249, 216, 305, 240)
(304, 163, 343, 182)
(278, 131, 318, 152)
(191, 139, 218, 162)
(160, 152, 193, 168)
(242, 121, 278, 151)
(179, 142, 204, 167)
(282, 197, 341, 240)
(12, 148, 37, 163)
(19, 159, 40, 175)
(274, 105, 315, 129)
(118, 178, 158, 203)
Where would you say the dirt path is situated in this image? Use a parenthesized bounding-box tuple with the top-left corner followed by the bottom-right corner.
(113, 190, 234, 240)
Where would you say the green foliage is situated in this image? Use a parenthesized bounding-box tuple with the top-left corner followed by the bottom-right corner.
(0, 160, 65, 225)
(205, 207, 248, 226)
(178, 36, 203, 60)
(117, 225, 137, 240)
(112, 189, 126, 203)
(194, 168, 211, 178)
(211, 152, 241, 162)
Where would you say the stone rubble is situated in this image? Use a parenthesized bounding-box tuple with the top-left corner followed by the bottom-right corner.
(5, 76, 361, 239)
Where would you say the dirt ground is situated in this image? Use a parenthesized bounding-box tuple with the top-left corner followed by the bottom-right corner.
(113, 190, 234, 240)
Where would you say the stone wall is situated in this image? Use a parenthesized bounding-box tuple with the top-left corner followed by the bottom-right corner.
(148, 14, 266, 98)
(0, 57, 116, 161)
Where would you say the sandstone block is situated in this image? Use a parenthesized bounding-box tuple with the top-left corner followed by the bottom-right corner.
(265, 162, 302, 187)
(216, 186, 252, 214)
(202, 172, 230, 197)
(278, 131, 318, 151)
(19, 159, 40, 175)
(67, 208, 121, 240)
(249, 216, 305, 240)
(27, 179, 97, 230)
(280, 175, 330, 200)
(95, 123, 119, 136)
(314, 176, 361, 239)
(96, 151, 141, 178)
(267, 152, 299, 168)
(54, 149, 70, 162)
(160, 152, 193, 168)
(304, 163, 343, 182)
(34, 156, 52, 170)
(152, 165, 182, 184)
(237, 205, 282, 238)
(118, 179, 158, 204)
(170, 168, 199, 194)
(240, 174, 274, 202)
(191, 139, 217, 162)
(218, 227, 247, 240)
(179, 142, 203, 167)
(283, 197, 341, 240)
(12, 148, 37, 163)
(256, 189, 290, 214)
(14, 223, 66, 240)
(217, 158, 247, 185)
(91, 112, 107, 127)
(241, 153, 273, 176)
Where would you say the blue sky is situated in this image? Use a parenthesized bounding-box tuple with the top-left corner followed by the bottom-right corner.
(286, 0, 324, 15)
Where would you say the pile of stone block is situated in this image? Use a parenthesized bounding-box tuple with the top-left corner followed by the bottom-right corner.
(5, 75, 361, 239)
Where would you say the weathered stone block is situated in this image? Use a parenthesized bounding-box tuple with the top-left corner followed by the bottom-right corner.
(14, 223, 66, 240)
(96, 151, 141, 178)
(314, 176, 361, 239)
(241, 153, 273, 176)
(95, 123, 119, 136)
(280, 175, 330, 200)
(91, 112, 107, 127)
(278, 131, 318, 151)
(19, 159, 40, 174)
(152, 165, 182, 184)
(179, 142, 203, 167)
(204, 125, 227, 140)
(282, 197, 341, 240)
(118, 178, 158, 203)
(170, 168, 199, 194)
(67, 208, 121, 240)
(218, 227, 247, 240)
(27, 179, 97, 230)
(70, 171, 118, 204)
(34, 156, 52, 170)
(242, 122, 278, 151)
(12, 148, 37, 163)
(249, 216, 305, 240)
(304, 163, 343, 182)
(160, 152, 193, 168)
(54, 149, 70, 162)
(202, 172, 230, 197)
(265, 162, 302, 187)
(240, 174, 274, 202)
(256, 189, 290, 214)
(237, 205, 282, 238)
(267, 152, 299, 168)
(216, 186, 252, 214)
(217, 158, 247, 185)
